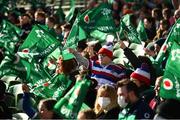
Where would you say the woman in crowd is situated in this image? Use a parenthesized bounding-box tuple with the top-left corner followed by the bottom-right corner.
(94, 84, 121, 119)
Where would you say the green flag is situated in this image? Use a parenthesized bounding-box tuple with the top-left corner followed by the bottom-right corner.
(18, 25, 60, 61)
(160, 41, 180, 100)
(66, 7, 75, 23)
(54, 77, 91, 119)
(90, 30, 107, 42)
(156, 19, 180, 64)
(0, 0, 8, 14)
(32, 73, 73, 99)
(64, 3, 117, 49)
(90, 29, 114, 43)
(1, 20, 22, 35)
(63, 16, 87, 49)
(65, 0, 75, 22)
(119, 14, 141, 44)
(137, 20, 148, 42)
(79, 3, 117, 33)
(0, 54, 31, 81)
(54, 7, 65, 23)
(0, 20, 21, 53)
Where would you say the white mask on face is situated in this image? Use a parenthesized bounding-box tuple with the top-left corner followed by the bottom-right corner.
(117, 96, 128, 108)
(98, 97, 111, 109)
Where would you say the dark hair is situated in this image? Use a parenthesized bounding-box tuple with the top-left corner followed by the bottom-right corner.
(46, 16, 57, 24)
(162, 8, 171, 18)
(63, 23, 72, 30)
(93, 42, 102, 53)
(144, 16, 155, 25)
(78, 109, 96, 119)
(160, 19, 170, 29)
(39, 99, 59, 118)
(41, 99, 57, 111)
(152, 8, 162, 20)
(62, 58, 78, 75)
(156, 99, 180, 119)
(77, 40, 87, 52)
(117, 79, 139, 97)
(0, 80, 6, 98)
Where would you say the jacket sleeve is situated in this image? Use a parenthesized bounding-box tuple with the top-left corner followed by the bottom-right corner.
(73, 51, 90, 69)
(22, 93, 38, 118)
(123, 47, 141, 69)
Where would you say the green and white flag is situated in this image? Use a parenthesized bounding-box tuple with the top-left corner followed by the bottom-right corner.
(156, 19, 180, 64)
(0, 20, 21, 53)
(66, 0, 76, 22)
(0, 55, 30, 80)
(54, 78, 91, 119)
(79, 3, 117, 33)
(18, 25, 60, 62)
(63, 16, 87, 49)
(64, 3, 117, 48)
(32, 73, 73, 99)
(160, 41, 180, 100)
(119, 14, 141, 44)
(137, 20, 148, 42)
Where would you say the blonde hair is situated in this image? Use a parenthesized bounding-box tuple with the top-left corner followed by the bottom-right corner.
(94, 84, 118, 115)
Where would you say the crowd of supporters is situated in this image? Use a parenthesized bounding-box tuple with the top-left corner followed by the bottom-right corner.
(0, 0, 180, 119)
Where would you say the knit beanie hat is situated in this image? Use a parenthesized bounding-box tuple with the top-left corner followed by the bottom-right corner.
(130, 63, 151, 86)
(98, 44, 113, 59)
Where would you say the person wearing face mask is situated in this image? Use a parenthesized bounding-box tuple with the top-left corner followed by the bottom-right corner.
(117, 79, 155, 119)
(94, 84, 121, 119)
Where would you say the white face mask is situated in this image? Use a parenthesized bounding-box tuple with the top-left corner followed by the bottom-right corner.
(98, 97, 111, 109)
(117, 96, 128, 108)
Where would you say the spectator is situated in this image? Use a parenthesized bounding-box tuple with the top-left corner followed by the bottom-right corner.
(0, 80, 12, 119)
(130, 63, 155, 103)
(77, 109, 96, 120)
(19, 14, 32, 39)
(45, 16, 57, 37)
(149, 76, 164, 111)
(7, 11, 19, 25)
(143, 17, 156, 42)
(34, 10, 46, 25)
(162, 7, 175, 26)
(87, 0, 98, 9)
(119, 41, 157, 84)
(174, 8, 180, 22)
(153, 19, 170, 41)
(94, 84, 120, 119)
(117, 79, 155, 119)
(154, 99, 180, 119)
(22, 84, 60, 119)
(77, 40, 88, 53)
(54, 24, 63, 41)
(151, 8, 163, 30)
(69, 43, 127, 88)
(61, 23, 72, 44)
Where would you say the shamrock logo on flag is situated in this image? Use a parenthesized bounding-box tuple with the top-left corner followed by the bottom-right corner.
(84, 15, 90, 24)
(163, 78, 173, 90)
